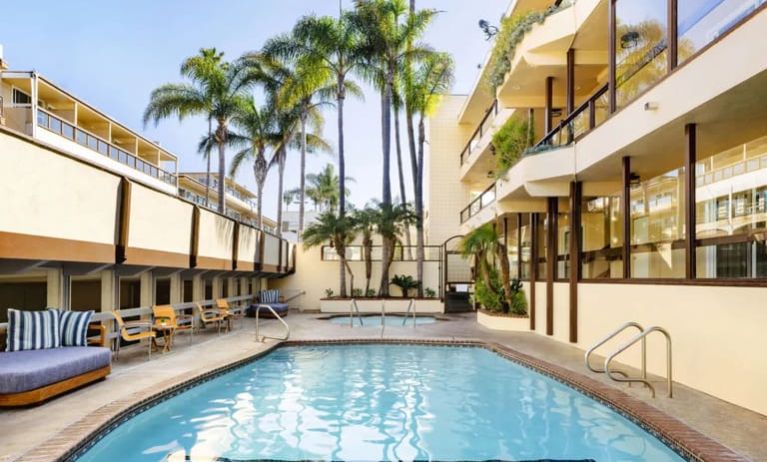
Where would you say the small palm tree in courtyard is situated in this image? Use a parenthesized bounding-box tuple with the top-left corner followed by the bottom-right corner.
(303, 211, 358, 297)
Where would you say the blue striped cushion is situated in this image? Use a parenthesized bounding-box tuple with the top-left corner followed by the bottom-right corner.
(52, 309, 94, 347)
(260, 289, 280, 304)
(5, 309, 61, 352)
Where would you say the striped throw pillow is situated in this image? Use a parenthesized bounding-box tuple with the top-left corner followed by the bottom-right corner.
(52, 309, 94, 347)
(260, 289, 279, 304)
(5, 309, 61, 352)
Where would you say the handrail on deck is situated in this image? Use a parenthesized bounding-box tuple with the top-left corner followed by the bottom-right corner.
(535, 83, 608, 149)
(255, 304, 290, 342)
(605, 326, 673, 398)
(460, 99, 498, 165)
(401, 299, 416, 327)
(349, 299, 363, 327)
(584, 321, 645, 376)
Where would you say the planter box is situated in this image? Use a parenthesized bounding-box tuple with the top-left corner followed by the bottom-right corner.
(320, 298, 444, 314)
(476, 310, 530, 332)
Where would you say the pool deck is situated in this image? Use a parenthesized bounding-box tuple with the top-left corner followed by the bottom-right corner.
(1, 312, 764, 462)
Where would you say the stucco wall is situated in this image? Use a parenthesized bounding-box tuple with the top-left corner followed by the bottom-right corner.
(0, 131, 119, 244)
(237, 226, 259, 266)
(272, 244, 443, 312)
(128, 183, 193, 255)
(197, 209, 235, 262)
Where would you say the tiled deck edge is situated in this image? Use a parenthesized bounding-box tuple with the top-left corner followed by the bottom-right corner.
(17, 338, 750, 462)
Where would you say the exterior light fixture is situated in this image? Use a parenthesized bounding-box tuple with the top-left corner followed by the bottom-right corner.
(620, 31, 640, 49)
(644, 101, 659, 111)
(479, 19, 499, 41)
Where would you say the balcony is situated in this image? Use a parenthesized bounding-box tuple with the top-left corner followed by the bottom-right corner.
(37, 109, 177, 187)
(460, 183, 496, 224)
(460, 100, 498, 166)
(533, 84, 608, 152)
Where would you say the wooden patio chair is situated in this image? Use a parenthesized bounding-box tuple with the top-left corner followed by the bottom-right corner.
(152, 305, 194, 350)
(112, 310, 156, 359)
(216, 298, 245, 330)
(196, 302, 228, 334)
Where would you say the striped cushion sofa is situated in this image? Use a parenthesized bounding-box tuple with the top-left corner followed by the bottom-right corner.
(0, 309, 110, 407)
(247, 289, 289, 318)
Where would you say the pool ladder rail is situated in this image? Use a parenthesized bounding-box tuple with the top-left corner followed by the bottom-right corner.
(585, 322, 673, 399)
(254, 304, 290, 343)
(348, 298, 418, 337)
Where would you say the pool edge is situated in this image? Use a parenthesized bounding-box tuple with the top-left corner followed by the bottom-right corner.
(19, 338, 748, 462)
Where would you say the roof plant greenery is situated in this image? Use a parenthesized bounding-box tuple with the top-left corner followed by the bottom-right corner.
(484, 1, 574, 93)
(491, 116, 534, 177)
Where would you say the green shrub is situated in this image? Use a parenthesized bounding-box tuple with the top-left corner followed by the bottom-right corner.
(492, 117, 534, 176)
(351, 288, 363, 298)
(510, 290, 528, 316)
(475, 268, 505, 312)
(390, 274, 420, 298)
(365, 288, 376, 298)
(324, 288, 334, 298)
(424, 287, 437, 298)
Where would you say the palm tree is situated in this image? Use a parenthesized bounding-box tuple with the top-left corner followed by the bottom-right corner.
(293, 164, 354, 212)
(460, 221, 513, 310)
(144, 54, 260, 213)
(406, 51, 454, 296)
(353, 206, 378, 294)
(303, 211, 358, 297)
(226, 98, 278, 230)
(373, 202, 416, 296)
(353, 0, 436, 295)
(243, 52, 337, 238)
(262, 13, 367, 225)
(177, 48, 224, 207)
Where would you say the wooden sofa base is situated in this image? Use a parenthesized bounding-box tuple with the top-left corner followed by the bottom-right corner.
(0, 365, 111, 407)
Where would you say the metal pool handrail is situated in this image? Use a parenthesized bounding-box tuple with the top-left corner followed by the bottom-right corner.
(605, 326, 673, 398)
(380, 299, 386, 338)
(401, 299, 416, 327)
(585, 321, 645, 376)
(255, 304, 290, 343)
(349, 299, 363, 327)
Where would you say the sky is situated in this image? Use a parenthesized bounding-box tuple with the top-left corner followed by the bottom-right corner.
(1, 0, 508, 220)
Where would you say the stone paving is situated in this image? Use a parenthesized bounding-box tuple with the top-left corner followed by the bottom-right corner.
(1, 312, 765, 461)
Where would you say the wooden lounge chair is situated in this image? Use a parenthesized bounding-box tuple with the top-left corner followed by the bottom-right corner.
(216, 298, 245, 329)
(113, 311, 156, 359)
(196, 302, 228, 333)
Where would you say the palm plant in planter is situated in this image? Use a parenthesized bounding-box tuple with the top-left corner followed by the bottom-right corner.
(390, 274, 420, 298)
(460, 222, 527, 316)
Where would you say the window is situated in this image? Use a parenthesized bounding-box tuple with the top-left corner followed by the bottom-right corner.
(506, 216, 520, 280)
(12, 88, 31, 106)
(537, 213, 547, 279)
(678, 0, 766, 64)
(615, 0, 668, 108)
(630, 167, 686, 278)
(557, 211, 570, 279)
(696, 134, 767, 278)
(581, 195, 624, 279)
(520, 214, 532, 280)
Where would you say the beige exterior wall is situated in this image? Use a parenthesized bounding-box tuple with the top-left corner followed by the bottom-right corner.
(0, 130, 119, 244)
(272, 244, 443, 312)
(237, 226, 259, 265)
(128, 183, 193, 255)
(263, 233, 281, 267)
(425, 95, 473, 245)
(197, 209, 235, 263)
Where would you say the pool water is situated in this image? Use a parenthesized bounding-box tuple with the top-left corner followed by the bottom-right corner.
(329, 315, 437, 327)
(76, 345, 684, 462)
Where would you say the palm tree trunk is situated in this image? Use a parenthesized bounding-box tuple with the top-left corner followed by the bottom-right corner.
(364, 235, 372, 294)
(205, 117, 212, 207)
(277, 148, 286, 238)
(394, 105, 413, 259)
(378, 71, 395, 297)
(415, 115, 427, 297)
(216, 121, 227, 214)
(298, 114, 308, 238)
(337, 77, 347, 297)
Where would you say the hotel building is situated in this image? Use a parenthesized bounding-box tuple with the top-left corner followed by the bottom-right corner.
(0, 58, 293, 324)
(422, 0, 767, 416)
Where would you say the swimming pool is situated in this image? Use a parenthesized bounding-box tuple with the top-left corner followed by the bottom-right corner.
(75, 344, 685, 461)
(328, 315, 438, 327)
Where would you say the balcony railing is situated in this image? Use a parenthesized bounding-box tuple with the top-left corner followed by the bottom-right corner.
(460, 183, 496, 224)
(533, 84, 609, 152)
(460, 100, 498, 165)
(37, 109, 177, 186)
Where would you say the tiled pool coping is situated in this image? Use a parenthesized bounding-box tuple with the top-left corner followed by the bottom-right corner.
(18, 338, 748, 462)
